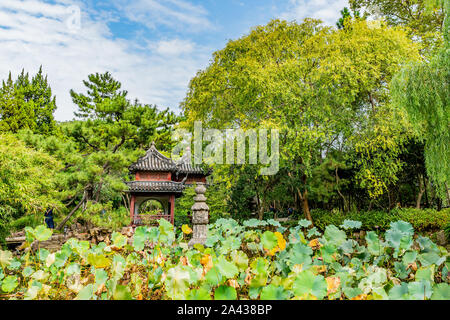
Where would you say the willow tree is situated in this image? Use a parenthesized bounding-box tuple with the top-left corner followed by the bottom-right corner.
(181, 19, 420, 221)
(391, 0, 449, 203)
(0, 133, 62, 243)
(349, 0, 446, 54)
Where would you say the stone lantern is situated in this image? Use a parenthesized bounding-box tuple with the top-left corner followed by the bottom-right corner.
(188, 183, 209, 248)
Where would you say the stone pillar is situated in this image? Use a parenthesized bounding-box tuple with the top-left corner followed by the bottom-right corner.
(188, 183, 209, 248)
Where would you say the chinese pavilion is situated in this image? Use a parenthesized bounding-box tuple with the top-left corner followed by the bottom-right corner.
(126, 142, 208, 226)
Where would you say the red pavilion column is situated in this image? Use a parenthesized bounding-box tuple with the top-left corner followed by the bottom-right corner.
(130, 195, 136, 226)
(170, 195, 175, 225)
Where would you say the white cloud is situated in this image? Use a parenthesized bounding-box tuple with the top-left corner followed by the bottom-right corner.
(0, 0, 211, 121)
(112, 0, 212, 32)
(280, 0, 350, 26)
(154, 39, 195, 56)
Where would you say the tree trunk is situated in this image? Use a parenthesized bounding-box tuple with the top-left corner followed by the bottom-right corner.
(445, 183, 450, 207)
(335, 166, 348, 212)
(297, 188, 313, 226)
(258, 205, 265, 221)
(416, 175, 425, 209)
(56, 194, 86, 231)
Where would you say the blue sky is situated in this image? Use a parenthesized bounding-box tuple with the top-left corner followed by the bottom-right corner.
(0, 0, 349, 121)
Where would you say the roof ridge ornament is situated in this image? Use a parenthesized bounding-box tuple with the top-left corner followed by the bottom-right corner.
(176, 145, 192, 166)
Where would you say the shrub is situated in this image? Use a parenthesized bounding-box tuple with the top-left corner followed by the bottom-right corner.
(393, 208, 450, 232)
(445, 222, 450, 241)
(310, 208, 450, 232)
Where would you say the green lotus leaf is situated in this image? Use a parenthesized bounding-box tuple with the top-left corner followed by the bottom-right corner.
(187, 287, 212, 300)
(250, 257, 269, 275)
(216, 256, 238, 279)
(340, 240, 355, 254)
(22, 266, 34, 278)
(193, 244, 205, 252)
(260, 284, 288, 300)
(111, 232, 127, 249)
(54, 252, 68, 268)
(205, 235, 220, 247)
(418, 252, 442, 267)
(430, 283, 450, 300)
(261, 231, 278, 251)
(343, 287, 363, 299)
(402, 251, 417, 265)
(214, 285, 237, 300)
(320, 244, 338, 264)
(111, 254, 126, 280)
(94, 268, 109, 291)
(291, 242, 313, 256)
(249, 286, 262, 299)
(371, 287, 388, 300)
(341, 220, 362, 230)
(32, 270, 49, 281)
(289, 251, 312, 269)
(7, 259, 21, 270)
(385, 228, 403, 250)
(399, 235, 413, 252)
(165, 265, 191, 300)
(76, 284, 94, 300)
(243, 219, 265, 228)
(37, 248, 50, 262)
(267, 219, 281, 227)
(324, 225, 346, 247)
(113, 285, 133, 300)
(365, 231, 382, 256)
(250, 273, 268, 288)
(408, 281, 432, 300)
(292, 270, 327, 300)
(205, 266, 224, 286)
(307, 227, 320, 239)
(133, 226, 149, 251)
(390, 221, 414, 236)
(33, 225, 53, 242)
(388, 283, 410, 300)
(417, 236, 439, 252)
(24, 285, 40, 300)
(367, 268, 388, 287)
(64, 263, 80, 276)
(394, 262, 409, 280)
(1, 275, 18, 293)
(231, 250, 249, 271)
(415, 265, 435, 282)
(298, 219, 312, 228)
(87, 253, 111, 269)
(0, 250, 12, 269)
(220, 237, 242, 254)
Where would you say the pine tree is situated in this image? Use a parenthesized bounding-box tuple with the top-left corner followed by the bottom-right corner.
(0, 67, 56, 135)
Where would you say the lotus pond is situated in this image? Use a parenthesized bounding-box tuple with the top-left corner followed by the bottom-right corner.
(0, 218, 449, 300)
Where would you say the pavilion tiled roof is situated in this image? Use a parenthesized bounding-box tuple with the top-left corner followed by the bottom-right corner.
(125, 181, 185, 193)
(129, 142, 176, 172)
(129, 142, 208, 176)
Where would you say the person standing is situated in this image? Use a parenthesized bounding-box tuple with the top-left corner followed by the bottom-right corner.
(44, 207, 55, 229)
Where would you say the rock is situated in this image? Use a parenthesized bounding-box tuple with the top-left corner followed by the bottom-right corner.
(435, 231, 447, 246)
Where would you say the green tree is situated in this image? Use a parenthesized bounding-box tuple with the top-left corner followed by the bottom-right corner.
(0, 67, 57, 135)
(349, 0, 446, 53)
(336, 7, 362, 29)
(51, 72, 180, 228)
(0, 133, 62, 244)
(390, 0, 449, 203)
(0, 74, 34, 133)
(181, 19, 420, 222)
